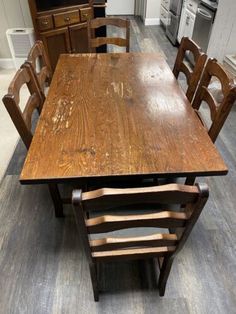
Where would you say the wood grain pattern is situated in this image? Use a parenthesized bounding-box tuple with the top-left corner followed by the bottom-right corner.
(20, 53, 228, 185)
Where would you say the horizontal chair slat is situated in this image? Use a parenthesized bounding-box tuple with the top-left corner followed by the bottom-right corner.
(86, 211, 188, 233)
(92, 246, 176, 262)
(90, 233, 178, 252)
(90, 18, 128, 29)
(82, 184, 199, 211)
(91, 37, 127, 48)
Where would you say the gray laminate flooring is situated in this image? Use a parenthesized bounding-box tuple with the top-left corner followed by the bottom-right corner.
(1, 16, 236, 314)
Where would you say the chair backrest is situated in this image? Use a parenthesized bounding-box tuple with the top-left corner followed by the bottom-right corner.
(2, 64, 43, 150)
(87, 18, 130, 53)
(173, 37, 207, 102)
(192, 58, 236, 143)
(27, 40, 52, 98)
(72, 183, 208, 263)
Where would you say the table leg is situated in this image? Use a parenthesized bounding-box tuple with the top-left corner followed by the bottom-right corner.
(185, 177, 196, 185)
(48, 183, 64, 217)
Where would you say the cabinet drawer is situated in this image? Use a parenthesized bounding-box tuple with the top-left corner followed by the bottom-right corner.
(161, 0, 170, 11)
(37, 15, 53, 31)
(160, 6, 169, 26)
(53, 10, 80, 28)
(80, 7, 93, 22)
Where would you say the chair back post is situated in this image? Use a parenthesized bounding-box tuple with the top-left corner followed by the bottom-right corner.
(126, 19, 130, 53)
(72, 189, 94, 264)
(21, 62, 45, 108)
(173, 182, 209, 257)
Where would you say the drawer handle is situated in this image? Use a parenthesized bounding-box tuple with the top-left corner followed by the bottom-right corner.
(82, 13, 89, 18)
(64, 17, 71, 22)
(41, 20, 49, 25)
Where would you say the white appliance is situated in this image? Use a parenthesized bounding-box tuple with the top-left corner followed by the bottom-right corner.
(223, 55, 236, 76)
(160, 0, 170, 27)
(6, 28, 35, 70)
(177, 0, 198, 43)
(166, 0, 183, 45)
(106, 0, 135, 15)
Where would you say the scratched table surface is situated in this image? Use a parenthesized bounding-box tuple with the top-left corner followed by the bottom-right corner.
(20, 53, 227, 184)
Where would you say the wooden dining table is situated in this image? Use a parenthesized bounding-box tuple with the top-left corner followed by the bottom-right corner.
(20, 52, 227, 191)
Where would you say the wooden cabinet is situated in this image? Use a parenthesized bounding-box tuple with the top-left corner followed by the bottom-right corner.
(69, 23, 89, 53)
(41, 28, 71, 70)
(28, 0, 94, 71)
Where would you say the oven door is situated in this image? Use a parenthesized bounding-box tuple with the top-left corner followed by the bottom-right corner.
(169, 0, 182, 15)
(166, 11, 179, 45)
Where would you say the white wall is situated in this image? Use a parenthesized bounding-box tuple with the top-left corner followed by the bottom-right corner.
(144, 0, 161, 25)
(106, 0, 135, 15)
(207, 0, 236, 62)
(0, 0, 32, 61)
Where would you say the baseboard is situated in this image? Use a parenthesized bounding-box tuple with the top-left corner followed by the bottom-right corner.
(144, 18, 160, 26)
(0, 58, 14, 69)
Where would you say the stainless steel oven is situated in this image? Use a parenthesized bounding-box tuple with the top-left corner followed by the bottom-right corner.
(166, 0, 183, 45)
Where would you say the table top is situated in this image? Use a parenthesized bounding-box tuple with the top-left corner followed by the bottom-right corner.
(20, 53, 228, 184)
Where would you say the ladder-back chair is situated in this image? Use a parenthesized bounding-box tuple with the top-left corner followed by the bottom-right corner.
(72, 183, 209, 301)
(26, 40, 52, 100)
(173, 37, 207, 102)
(88, 18, 130, 53)
(2, 64, 63, 217)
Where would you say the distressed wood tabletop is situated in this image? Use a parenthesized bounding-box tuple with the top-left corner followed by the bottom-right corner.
(20, 53, 228, 184)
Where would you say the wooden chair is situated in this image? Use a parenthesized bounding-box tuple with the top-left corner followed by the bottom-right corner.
(185, 58, 236, 186)
(2, 64, 63, 217)
(173, 37, 207, 102)
(87, 18, 130, 53)
(26, 40, 52, 100)
(192, 58, 236, 143)
(72, 183, 209, 301)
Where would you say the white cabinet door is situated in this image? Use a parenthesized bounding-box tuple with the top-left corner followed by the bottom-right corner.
(178, 8, 187, 42)
(106, 0, 135, 15)
(185, 10, 195, 39)
(178, 9, 196, 43)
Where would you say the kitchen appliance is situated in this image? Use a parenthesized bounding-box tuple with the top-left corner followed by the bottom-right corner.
(160, 0, 170, 28)
(192, 0, 218, 53)
(6, 28, 35, 69)
(177, 0, 198, 43)
(166, 0, 183, 45)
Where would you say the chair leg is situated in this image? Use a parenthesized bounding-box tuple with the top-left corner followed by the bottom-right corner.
(158, 256, 174, 296)
(185, 177, 196, 185)
(89, 262, 99, 302)
(48, 183, 64, 217)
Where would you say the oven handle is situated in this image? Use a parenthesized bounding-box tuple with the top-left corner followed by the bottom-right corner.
(197, 8, 213, 20)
